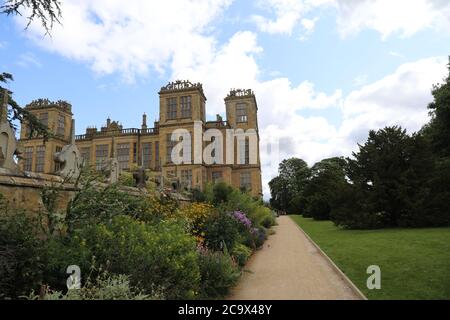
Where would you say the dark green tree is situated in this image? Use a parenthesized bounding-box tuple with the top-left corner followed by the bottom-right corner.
(269, 158, 310, 214)
(302, 157, 347, 220)
(425, 57, 450, 157)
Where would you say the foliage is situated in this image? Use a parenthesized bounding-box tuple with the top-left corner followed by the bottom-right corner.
(1, 0, 61, 34)
(73, 215, 200, 299)
(179, 202, 215, 242)
(425, 58, 450, 158)
(66, 182, 149, 233)
(0, 211, 46, 299)
(28, 272, 160, 300)
(203, 211, 240, 252)
(231, 243, 252, 267)
(197, 247, 240, 299)
(269, 158, 310, 214)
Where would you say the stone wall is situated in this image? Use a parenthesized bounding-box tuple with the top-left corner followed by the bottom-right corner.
(0, 169, 191, 214)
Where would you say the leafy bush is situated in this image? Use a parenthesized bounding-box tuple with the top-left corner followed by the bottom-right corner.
(203, 211, 240, 251)
(231, 243, 252, 267)
(0, 211, 46, 299)
(73, 216, 200, 299)
(29, 272, 160, 300)
(198, 248, 240, 299)
(179, 202, 215, 242)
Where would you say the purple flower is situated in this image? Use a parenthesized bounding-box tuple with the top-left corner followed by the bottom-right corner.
(230, 211, 252, 229)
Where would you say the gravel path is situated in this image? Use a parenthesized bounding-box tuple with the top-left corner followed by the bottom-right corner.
(228, 216, 362, 300)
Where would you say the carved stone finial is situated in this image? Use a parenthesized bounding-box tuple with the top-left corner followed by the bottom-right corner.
(133, 167, 148, 189)
(0, 89, 19, 172)
(54, 119, 82, 179)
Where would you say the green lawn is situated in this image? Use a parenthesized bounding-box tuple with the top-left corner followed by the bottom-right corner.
(290, 215, 450, 300)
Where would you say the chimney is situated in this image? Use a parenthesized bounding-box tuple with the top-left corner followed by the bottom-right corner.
(142, 113, 147, 129)
(106, 117, 111, 127)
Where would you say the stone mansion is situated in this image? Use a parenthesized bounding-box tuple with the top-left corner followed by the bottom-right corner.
(18, 81, 263, 197)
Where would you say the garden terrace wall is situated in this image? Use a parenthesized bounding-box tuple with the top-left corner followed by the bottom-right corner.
(0, 169, 191, 213)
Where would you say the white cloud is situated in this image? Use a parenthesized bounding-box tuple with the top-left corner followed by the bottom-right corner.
(340, 56, 448, 146)
(18, 0, 233, 81)
(251, 0, 332, 35)
(17, 52, 42, 68)
(334, 0, 450, 39)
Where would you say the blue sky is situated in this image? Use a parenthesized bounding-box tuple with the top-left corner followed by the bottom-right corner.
(1, 0, 450, 197)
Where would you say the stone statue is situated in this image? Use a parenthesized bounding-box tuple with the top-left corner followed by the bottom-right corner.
(99, 137, 119, 184)
(132, 167, 148, 189)
(0, 89, 19, 172)
(54, 119, 82, 179)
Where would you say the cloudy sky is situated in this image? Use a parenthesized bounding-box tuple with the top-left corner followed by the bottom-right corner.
(1, 0, 450, 198)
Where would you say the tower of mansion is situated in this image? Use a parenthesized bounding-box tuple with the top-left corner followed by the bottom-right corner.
(18, 81, 263, 197)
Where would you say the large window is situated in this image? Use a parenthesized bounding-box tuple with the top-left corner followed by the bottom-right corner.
(236, 103, 248, 123)
(57, 114, 65, 136)
(180, 96, 192, 118)
(142, 142, 152, 169)
(155, 141, 160, 169)
(117, 143, 130, 170)
(81, 147, 91, 166)
(54, 146, 62, 172)
(181, 169, 192, 189)
(166, 134, 176, 164)
(240, 171, 252, 190)
(39, 112, 49, 128)
(35, 146, 45, 173)
(95, 144, 109, 170)
(167, 97, 177, 120)
(24, 147, 33, 171)
(212, 171, 223, 184)
(238, 138, 250, 165)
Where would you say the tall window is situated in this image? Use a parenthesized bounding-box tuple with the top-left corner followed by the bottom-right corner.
(39, 112, 49, 128)
(133, 143, 137, 163)
(142, 142, 152, 169)
(24, 147, 33, 171)
(180, 96, 192, 118)
(181, 169, 192, 189)
(212, 171, 223, 184)
(167, 97, 177, 120)
(95, 144, 109, 170)
(166, 134, 176, 164)
(117, 143, 130, 170)
(239, 138, 250, 165)
(54, 146, 62, 172)
(236, 103, 248, 123)
(155, 141, 160, 169)
(240, 172, 252, 190)
(81, 147, 91, 166)
(57, 114, 65, 136)
(35, 146, 45, 173)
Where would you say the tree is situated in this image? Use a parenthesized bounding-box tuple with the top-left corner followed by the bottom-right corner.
(1, 0, 61, 34)
(269, 158, 310, 214)
(302, 157, 347, 220)
(425, 57, 450, 158)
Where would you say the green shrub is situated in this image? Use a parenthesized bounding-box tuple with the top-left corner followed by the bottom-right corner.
(0, 211, 46, 299)
(203, 211, 240, 251)
(74, 216, 200, 299)
(198, 250, 240, 299)
(231, 243, 252, 267)
(29, 272, 160, 300)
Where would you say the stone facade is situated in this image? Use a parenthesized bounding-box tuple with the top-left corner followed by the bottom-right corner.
(18, 81, 263, 197)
